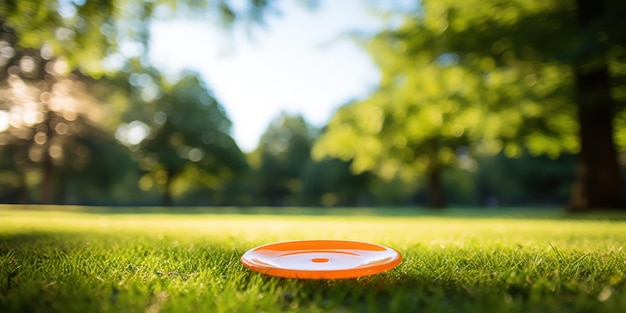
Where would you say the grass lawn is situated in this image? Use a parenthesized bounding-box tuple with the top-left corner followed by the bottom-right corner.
(1, 205, 625, 312)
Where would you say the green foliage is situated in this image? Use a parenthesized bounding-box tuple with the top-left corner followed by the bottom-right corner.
(315, 0, 583, 175)
(413, 0, 586, 156)
(115, 69, 247, 205)
(1, 208, 626, 312)
(0, 0, 271, 205)
(0, 0, 274, 76)
(2, 0, 623, 207)
(0, 21, 140, 204)
(0, 17, 246, 205)
(252, 113, 315, 205)
(300, 158, 374, 206)
(315, 0, 626, 208)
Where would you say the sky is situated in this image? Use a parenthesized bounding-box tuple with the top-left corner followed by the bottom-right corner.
(148, 0, 387, 152)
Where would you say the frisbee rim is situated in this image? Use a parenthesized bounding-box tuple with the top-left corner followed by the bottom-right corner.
(240, 239, 402, 279)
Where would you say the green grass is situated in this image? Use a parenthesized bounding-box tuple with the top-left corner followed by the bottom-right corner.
(1, 206, 626, 312)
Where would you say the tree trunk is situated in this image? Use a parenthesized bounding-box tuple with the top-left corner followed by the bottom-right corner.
(162, 170, 174, 206)
(569, 66, 624, 210)
(425, 137, 445, 209)
(568, 0, 624, 211)
(426, 163, 445, 208)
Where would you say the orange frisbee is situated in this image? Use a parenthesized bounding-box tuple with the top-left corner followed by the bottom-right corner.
(240, 240, 402, 279)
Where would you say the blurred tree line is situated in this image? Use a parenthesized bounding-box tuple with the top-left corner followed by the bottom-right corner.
(0, 0, 624, 210)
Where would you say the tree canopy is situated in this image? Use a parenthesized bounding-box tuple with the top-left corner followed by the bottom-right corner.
(0, 0, 275, 76)
(314, 0, 625, 209)
(251, 113, 315, 205)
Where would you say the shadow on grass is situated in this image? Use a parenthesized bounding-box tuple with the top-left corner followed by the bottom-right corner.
(245, 267, 624, 313)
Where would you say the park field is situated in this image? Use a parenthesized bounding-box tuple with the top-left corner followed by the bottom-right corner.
(1, 206, 625, 312)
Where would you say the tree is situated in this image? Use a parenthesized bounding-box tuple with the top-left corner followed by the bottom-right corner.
(313, 33, 487, 208)
(299, 157, 374, 207)
(567, 0, 625, 210)
(1, 0, 276, 77)
(115, 69, 247, 205)
(251, 113, 315, 206)
(1, 0, 274, 205)
(415, 0, 625, 210)
(0, 20, 136, 204)
(316, 0, 625, 210)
